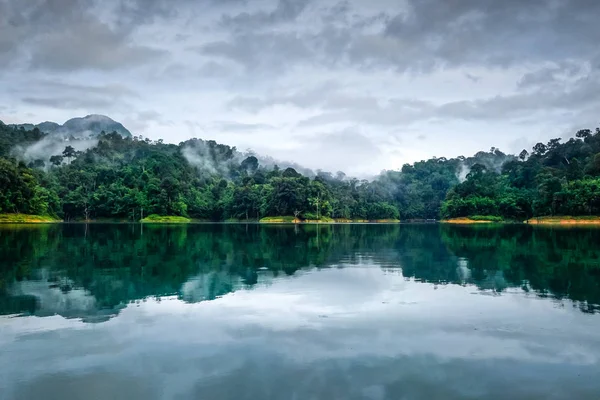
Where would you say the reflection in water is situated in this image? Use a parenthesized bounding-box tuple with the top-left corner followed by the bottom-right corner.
(1, 224, 599, 320)
(1, 224, 600, 399)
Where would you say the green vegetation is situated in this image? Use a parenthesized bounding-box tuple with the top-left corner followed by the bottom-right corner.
(468, 215, 503, 222)
(526, 215, 600, 225)
(306, 216, 335, 223)
(2, 119, 600, 222)
(443, 215, 504, 223)
(260, 216, 299, 223)
(0, 213, 60, 223)
(441, 131, 600, 221)
(141, 215, 192, 223)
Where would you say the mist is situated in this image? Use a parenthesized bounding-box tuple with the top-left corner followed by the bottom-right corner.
(12, 136, 99, 168)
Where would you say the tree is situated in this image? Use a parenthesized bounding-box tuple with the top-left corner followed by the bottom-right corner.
(28, 159, 45, 169)
(241, 156, 259, 174)
(3, 118, 600, 223)
(547, 138, 562, 151)
(519, 149, 529, 161)
(282, 167, 301, 178)
(576, 129, 592, 140)
(62, 146, 77, 164)
(49, 155, 63, 166)
(533, 143, 548, 156)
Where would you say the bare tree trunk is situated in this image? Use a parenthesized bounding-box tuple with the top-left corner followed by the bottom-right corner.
(316, 196, 320, 220)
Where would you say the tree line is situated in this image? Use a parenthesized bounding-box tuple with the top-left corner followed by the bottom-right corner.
(1, 120, 600, 221)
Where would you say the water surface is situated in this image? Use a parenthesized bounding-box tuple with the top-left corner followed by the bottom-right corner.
(1, 224, 599, 399)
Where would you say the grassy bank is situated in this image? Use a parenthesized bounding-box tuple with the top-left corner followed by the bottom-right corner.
(259, 216, 400, 224)
(526, 216, 600, 225)
(140, 215, 192, 223)
(442, 216, 504, 224)
(259, 216, 300, 223)
(304, 217, 335, 223)
(0, 213, 61, 223)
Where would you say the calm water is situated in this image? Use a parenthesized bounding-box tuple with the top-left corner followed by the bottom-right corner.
(1, 224, 600, 400)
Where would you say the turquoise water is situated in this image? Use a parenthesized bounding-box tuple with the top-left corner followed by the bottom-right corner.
(1, 224, 599, 399)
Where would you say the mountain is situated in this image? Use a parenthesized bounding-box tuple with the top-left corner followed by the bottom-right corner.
(36, 121, 61, 133)
(62, 115, 132, 138)
(10, 115, 132, 138)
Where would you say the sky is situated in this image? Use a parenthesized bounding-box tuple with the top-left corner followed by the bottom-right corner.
(1, 0, 599, 177)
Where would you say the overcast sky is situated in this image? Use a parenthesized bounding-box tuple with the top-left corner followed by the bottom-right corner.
(1, 0, 599, 176)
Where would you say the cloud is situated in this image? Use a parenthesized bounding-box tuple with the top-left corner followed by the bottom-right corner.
(261, 128, 384, 176)
(381, 0, 600, 70)
(33, 80, 138, 97)
(200, 32, 312, 73)
(15, 80, 138, 111)
(121, 110, 172, 134)
(13, 135, 99, 165)
(220, 0, 311, 31)
(196, 0, 600, 76)
(231, 64, 600, 129)
(3, 0, 600, 174)
(29, 20, 165, 71)
(0, 0, 166, 71)
(22, 96, 114, 110)
(214, 121, 275, 132)
(517, 62, 585, 89)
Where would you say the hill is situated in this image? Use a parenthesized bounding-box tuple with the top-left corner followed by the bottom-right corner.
(9, 114, 131, 138)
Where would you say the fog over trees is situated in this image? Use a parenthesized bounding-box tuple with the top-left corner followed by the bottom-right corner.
(1, 120, 600, 221)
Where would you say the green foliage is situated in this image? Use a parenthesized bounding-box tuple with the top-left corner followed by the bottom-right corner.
(2, 122, 600, 222)
(0, 214, 60, 223)
(259, 216, 297, 223)
(441, 129, 600, 220)
(469, 215, 504, 222)
(0, 158, 58, 216)
(141, 215, 192, 223)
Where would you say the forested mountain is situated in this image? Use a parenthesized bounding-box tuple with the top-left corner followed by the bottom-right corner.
(0, 118, 599, 221)
(9, 114, 131, 138)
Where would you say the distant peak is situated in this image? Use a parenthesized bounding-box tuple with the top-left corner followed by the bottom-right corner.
(10, 115, 132, 138)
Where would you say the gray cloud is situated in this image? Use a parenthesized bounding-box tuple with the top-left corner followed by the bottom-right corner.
(3, 0, 600, 174)
(16, 80, 138, 111)
(220, 0, 311, 31)
(231, 63, 600, 129)
(200, 32, 312, 73)
(436, 68, 600, 122)
(195, 0, 600, 76)
(22, 96, 115, 110)
(517, 62, 585, 89)
(0, 0, 166, 71)
(382, 0, 600, 70)
(214, 121, 275, 132)
(29, 21, 165, 71)
(122, 110, 172, 134)
(30, 80, 138, 97)
(263, 128, 383, 176)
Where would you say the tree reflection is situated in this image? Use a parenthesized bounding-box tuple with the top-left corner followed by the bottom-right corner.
(1, 223, 599, 321)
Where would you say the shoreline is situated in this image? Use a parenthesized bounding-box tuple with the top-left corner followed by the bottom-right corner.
(4, 213, 600, 226)
(0, 214, 61, 223)
(525, 217, 600, 225)
(259, 217, 400, 224)
(441, 217, 504, 224)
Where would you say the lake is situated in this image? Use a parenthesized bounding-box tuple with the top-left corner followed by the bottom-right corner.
(1, 223, 599, 400)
